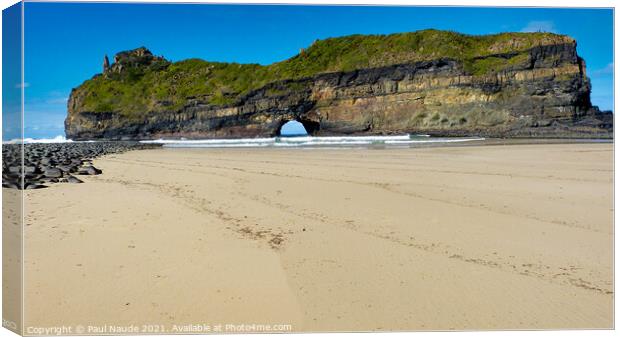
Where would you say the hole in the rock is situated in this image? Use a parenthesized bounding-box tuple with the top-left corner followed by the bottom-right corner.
(279, 120, 308, 137)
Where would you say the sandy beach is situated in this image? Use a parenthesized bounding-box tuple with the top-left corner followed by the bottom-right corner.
(21, 143, 613, 331)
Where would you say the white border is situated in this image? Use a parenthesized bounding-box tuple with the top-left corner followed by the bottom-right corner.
(0, 1, 616, 337)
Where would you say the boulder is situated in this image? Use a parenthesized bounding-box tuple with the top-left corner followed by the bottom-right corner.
(67, 175, 84, 184)
(43, 168, 62, 178)
(78, 166, 102, 175)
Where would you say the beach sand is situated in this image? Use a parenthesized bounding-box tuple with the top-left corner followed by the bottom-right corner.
(22, 143, 613, 331)
(3, 188, 22, 334)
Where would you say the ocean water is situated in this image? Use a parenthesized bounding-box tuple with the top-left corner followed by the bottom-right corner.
(141, 134, 485, 148)
(4, 134, 485, 147)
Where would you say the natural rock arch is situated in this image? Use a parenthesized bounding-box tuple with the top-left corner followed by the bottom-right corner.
(274, 117, 321, 136)
(279, 120, 307, 136)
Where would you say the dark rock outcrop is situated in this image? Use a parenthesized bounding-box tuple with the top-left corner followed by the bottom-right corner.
(2, 142, 160, 190)
(103, 55, 110, 73)
(66, 31, 613, 139)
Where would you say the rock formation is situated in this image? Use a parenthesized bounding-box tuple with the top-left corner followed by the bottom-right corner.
(2, 142, 159, 189)
(66, 30, 612, 140)
(103, 55, 110, 73)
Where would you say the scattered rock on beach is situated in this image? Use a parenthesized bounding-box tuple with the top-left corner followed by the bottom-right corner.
(78, 165, 102, 175)
(44, 168, 63, 178)
(67, 175, 84, 184)
(2, 141, 160, 190)
(24, 183, 47, 190)
(2, 182, 19, 189)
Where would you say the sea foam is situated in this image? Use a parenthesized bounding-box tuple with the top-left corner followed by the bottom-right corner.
(3, 135, 75, 144)
(141, 135, 484, 148)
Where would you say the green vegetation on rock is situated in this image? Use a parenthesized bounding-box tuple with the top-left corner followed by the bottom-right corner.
(74, 29, 574, 117)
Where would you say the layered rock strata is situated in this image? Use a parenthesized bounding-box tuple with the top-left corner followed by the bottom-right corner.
(65, 31, 612, 139)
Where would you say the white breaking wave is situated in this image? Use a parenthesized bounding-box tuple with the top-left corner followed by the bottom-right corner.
(384, 137, 486, 144)
(141, 134, 484, 148)
(3, 135, 74, 144)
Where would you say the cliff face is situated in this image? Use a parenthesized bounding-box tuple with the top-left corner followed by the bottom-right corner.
(66, 31, 612, 139)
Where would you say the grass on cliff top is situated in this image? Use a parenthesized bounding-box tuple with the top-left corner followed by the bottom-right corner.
(76, 29, 573, 117)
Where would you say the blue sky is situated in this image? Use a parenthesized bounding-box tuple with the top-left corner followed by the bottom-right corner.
(11, 3, 615, 139)
(2, 2, 21, 141)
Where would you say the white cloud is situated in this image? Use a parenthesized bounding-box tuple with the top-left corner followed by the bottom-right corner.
(45, 97, 68, 105)
(14, 82, 30, 89)
(521, 21, 557, 33)
(591, 63, 613, 76)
